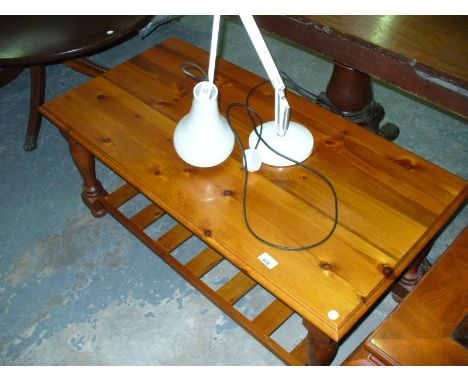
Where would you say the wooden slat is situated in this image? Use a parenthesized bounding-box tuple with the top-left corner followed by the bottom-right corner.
(217, 272, 257, 305)
(185, 247, 224, 278)
(157, 224, 193, 252)
(252, 299, 294, 335)
(98, 197, 307, 365)
(130, 203, 165, 229)
(106, 183, 139, 208)
(290, 338, 308, 365)
(65, 58, 110, 78)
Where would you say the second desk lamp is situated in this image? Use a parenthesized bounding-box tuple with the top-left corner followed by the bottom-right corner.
(173, 15, 314, 170)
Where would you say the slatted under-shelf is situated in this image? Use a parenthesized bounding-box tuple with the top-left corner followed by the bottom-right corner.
(100, 182, 308, 365)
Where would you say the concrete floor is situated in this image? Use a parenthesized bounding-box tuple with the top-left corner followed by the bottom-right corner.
(0, 16, 466, 366)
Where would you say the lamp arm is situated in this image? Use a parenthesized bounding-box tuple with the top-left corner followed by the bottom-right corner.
(240, 15, 290, 136)
(208, 15, 221, 85)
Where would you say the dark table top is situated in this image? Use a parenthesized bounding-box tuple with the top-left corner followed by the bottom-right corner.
(255, 16, 468, 119)
(304, 16, 468, 85)
(0, 16, 152, 66)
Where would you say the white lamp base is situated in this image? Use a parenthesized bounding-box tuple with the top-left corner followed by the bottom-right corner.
(248, 121, 314, 167)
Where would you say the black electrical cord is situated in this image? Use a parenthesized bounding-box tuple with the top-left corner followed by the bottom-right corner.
(226, 103, 339, 251)
(248, 71, 345, 116)
(244, 79, 269, 149)
(181, 61, 343, 115)
(243, 73, 344, 151)
(181, 62, 208, 82)
(180, 61, 339, 250)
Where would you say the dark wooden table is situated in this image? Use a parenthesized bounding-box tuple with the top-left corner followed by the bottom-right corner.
(0, 15, 151, 150)
(255, 16, 468, 137)
(344, 227, 468, 366)
(39, 37, 467, 365)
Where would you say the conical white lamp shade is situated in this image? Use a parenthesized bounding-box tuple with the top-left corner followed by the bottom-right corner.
(174, 81, 235, 168)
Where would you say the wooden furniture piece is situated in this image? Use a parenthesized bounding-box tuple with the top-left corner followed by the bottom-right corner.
(344, 228, 468, 366)
(0, 15, 152, 150)
(255, 16, 468, 139)
(39, 38, 467, 365)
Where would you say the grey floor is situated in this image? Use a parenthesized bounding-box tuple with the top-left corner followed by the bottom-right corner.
(0, 16, 466, 366)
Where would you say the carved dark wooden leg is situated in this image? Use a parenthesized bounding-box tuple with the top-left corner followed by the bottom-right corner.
(318, 61, 400, 141)
(303, 319, 338, 365)
(23, 64, 46, 151)
(68, 136, 108, 218)
(392, 241, 433, 302)
(325, 61, 372, 112)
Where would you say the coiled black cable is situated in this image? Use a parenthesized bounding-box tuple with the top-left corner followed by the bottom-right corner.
(226, 103, 338, 251)
(180, 61, 339, 250)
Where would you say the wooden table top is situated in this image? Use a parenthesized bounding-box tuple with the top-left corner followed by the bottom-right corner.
(0, 16, 151, 66)
(303, 16, 468, 85)
(40, 38, 467, 341)
(348, 228, 468, 365)
(255, 16, 468, 118)
(368, 227, 468, 365)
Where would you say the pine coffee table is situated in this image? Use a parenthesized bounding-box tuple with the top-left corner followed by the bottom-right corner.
(39, 38, 467, 365)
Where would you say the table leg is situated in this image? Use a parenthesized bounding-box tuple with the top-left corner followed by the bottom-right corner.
(303, 319, 338, 365)
(392, 241, 433, 302)
(318, 61, 400, 141)
(23, 64, 46, 151)
(68, 136, 108, 217)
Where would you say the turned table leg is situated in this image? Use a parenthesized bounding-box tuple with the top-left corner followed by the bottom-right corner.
(303, 319, 338, 366)
(392, 241, 433, 302)
(325, 61, 372, 113)
(68, 136, 108, 217)
(318, 61, 400, 141)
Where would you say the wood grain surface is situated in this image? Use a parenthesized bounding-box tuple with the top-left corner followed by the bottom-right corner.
(254, 16, 468, 118)
(345, 227, 468, 365)
(304, 16, 468, 85)
(40, 38, 467, 341)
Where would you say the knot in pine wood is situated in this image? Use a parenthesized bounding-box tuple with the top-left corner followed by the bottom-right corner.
(171, 82, 186, 94)
(323, 138, 342, 148)
(394, 157, 415, 170)
(381, 264, 394, 278)
(223, 190, 233, 196)
(203, 229, 212, 238)
(153, 100, 170, 108)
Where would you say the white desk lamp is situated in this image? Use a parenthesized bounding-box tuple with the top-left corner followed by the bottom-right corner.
(240, 15, 314, 167)
(173, 15, 235, 168)
(173, 15, 314, 169)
